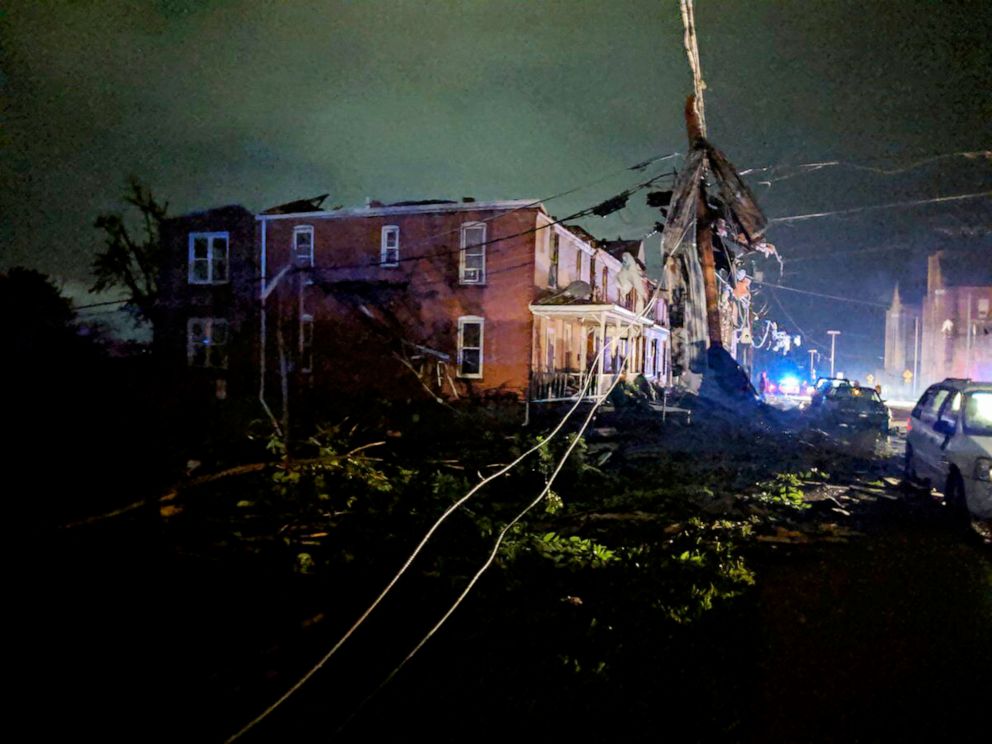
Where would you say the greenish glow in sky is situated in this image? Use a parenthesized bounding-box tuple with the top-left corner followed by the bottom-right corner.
(1, 0, 990, 366)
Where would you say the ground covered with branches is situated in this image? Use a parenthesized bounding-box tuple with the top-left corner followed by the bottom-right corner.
(30, 399, 991, 743)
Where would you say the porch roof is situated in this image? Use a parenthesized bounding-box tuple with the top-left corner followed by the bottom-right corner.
(528, 302, 666, 332)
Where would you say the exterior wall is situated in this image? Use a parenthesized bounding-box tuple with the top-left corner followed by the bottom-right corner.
(533, 222, 595, 290)
(158, 205, 258, 406)
(259, 205, 543, 400)
(920, 285, 992, 386)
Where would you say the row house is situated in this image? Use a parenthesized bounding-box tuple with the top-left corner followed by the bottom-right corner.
(158, 196, 671, 419)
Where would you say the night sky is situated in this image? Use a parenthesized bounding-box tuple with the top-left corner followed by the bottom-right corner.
(2, 0, 990, 373)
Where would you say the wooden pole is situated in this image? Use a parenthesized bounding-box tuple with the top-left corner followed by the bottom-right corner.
(685, 95, 723, 349)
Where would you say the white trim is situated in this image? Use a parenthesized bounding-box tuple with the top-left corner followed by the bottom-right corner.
(459, 222, 487, 285)
(256, 199, 546, 222)
(528, 302, 668, 332)
(293, 224, 314, 267)
(260, 219, 267, 298)
(188, 231, 230, 284)
(380, 225, 400, 267)
(457, 315, 484, 378)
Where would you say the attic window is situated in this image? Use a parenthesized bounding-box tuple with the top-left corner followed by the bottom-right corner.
(381, 226, 399, 267)
(188, 232, 229, 284)
(459, 223, 486, 284)
(294, 225, 314, 267)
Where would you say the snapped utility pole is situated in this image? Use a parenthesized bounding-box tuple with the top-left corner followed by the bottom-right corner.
(679, 0, 722, 350)
(685, 95, 723, 349)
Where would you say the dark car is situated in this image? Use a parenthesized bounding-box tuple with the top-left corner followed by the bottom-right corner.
(815, 383, 890, 433)
(808, 377, 852, 409)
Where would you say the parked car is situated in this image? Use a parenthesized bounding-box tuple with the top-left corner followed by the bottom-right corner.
(904, 378, 992, 520)
(808, 379, 890, 433)
(808, 377, 851, 409)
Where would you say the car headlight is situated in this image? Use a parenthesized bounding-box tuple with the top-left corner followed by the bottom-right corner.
(976, 458, 992, 482)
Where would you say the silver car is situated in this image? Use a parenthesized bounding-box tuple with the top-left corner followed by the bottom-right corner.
(905, 379, 992, 520)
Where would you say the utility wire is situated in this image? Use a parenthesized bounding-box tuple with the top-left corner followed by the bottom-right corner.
(225, 330, 615, 743)
(768, 190, 992, 224)
(752, 279, 889, 308)
(335, 294, 659, 737)
(740, 148, 991, 182)
(229, 226, 686, 743)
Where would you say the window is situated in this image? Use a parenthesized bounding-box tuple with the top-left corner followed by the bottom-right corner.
(564, 323, 573, 370)
(188, 232, 229, 284)
(548, 233, 560, 288)
(546, 325, 556, 371)
(457, 316, 484, 377)
(294, 225, 314, 267)
(381, 225, 400, 267)
(602, 267, 609, 302)
(590, 257, 597, 297)
(575, 250, 583, 283)
(460, 223, 486, 284)
(603, 335, 613, 373)
(300, 314, 314, 373)
(651, 339, 659, 376)
(187, 318, 229, 368)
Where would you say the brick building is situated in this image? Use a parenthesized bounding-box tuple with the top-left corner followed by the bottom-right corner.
(158, 197, 670, 422)
(883, 250, 992, 395)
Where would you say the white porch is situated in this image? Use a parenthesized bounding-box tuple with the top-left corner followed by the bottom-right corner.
(528, 303, 670, 402)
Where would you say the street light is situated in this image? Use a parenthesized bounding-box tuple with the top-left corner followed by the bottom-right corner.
(827, 330, 841, 378)
(808, 349, 819, 381)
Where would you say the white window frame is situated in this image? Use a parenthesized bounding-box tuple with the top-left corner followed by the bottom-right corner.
(300, 314, 314, 373)
(457, 315, 484, 378)
(380, 225, 400, 267)
(188, 232, 230, 285)
(294, 225, 314, 267)
(187, 317, 229, 369)
(459, 222, 487, 285)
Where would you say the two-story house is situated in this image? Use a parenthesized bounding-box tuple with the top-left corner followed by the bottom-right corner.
(158, 196, 670, 421)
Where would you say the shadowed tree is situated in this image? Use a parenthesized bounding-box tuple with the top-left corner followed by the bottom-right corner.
(91, 177, 168, 325)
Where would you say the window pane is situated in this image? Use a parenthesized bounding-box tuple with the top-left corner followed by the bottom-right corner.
(191, 260, 209, 282)
(211, 322, 228, 345)
(465, 253, 484, 271)
(465, 226, 485, 246)
(193, 237, 209, 258)
(462, 322, 481, 347)
(461, 349, 481, 375)
(212, 255, 227, 281)
(190, 321, 205, 340)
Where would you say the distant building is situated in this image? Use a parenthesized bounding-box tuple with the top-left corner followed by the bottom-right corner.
(157, 197, 671, 423)
(884, 250, 992, 393)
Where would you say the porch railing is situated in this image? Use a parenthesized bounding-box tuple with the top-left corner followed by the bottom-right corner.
(529, 371, 602, 402)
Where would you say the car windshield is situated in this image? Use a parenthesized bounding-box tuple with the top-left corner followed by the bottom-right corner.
(827, 386, 880, 403)
(963, 391, 992, 436)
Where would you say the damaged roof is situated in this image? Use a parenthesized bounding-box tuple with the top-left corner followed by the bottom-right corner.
(561, 223, 600, 248)
(261, 194, 330, 215)
(601, 239, 645, 267)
